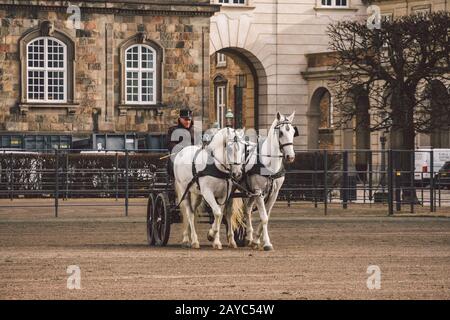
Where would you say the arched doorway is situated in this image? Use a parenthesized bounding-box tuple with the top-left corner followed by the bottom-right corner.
(209, 47, 267, 130)
(308, 87, 334, 149)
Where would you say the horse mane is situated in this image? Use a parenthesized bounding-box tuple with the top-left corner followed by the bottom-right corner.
(265, 117, 282, 156)
(207, 127, 228, 151)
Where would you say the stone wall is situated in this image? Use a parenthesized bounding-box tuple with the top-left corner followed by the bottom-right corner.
(0, 1, 218, 136)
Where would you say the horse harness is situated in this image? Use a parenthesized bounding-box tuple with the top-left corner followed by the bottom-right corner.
(242, 119, 298, 198)
(244, 140, 286, 199)
(175, 120, 298, 206)
(175, 145, 235, 208)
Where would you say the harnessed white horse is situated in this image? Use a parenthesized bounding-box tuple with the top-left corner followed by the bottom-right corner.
(173, 127, 246, 249)
(229, 112, 297, 251)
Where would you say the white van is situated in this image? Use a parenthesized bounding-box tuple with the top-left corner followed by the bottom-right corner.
(414, 149, 450, 181)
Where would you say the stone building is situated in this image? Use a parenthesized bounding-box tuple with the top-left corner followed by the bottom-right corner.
(209, 0, 369, 145)
(208, 0, 449, 154)
(0, 0, 219, 149)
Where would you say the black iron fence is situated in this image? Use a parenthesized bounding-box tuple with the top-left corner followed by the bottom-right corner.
(0, 148, 449, 216)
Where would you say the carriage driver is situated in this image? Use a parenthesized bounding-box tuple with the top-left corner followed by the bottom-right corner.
(167, 108, 196, 177)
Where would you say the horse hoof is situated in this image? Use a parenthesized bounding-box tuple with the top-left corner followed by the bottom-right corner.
(252, 243, 260, 250)
(228, 242, 237, 249)
(213, 243, 223, 250)
(192, 242, 200, 249)
(181, 242, 191, 249)
(245, 239, 253, 247)
(263, 245, 274, 251)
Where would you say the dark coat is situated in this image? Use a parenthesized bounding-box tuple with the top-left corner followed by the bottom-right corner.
(167, 119, 196, 153)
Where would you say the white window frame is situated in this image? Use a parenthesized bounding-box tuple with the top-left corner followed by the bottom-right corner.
(320, 0, 349, 8)
(217, 0, 247, 6)
(216, 85, 226, 128)
(216, 53, 226, 67)
(125, 44, 157, 105)
(26, 36, 67, 103)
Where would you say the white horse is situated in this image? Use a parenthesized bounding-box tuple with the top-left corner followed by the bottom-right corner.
(173, 127, 246, 249)
(229, 112, 297, 251)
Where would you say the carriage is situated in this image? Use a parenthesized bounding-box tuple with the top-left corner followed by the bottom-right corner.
(145, 166, 247, 247)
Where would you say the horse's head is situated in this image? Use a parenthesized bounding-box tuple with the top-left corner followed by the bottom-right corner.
(207, 127, 247, 180)
(224, 128, 247, 180)
(274, 111, 298, 164)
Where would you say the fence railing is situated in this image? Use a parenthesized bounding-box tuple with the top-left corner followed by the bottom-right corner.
(0, 148, 449, 216)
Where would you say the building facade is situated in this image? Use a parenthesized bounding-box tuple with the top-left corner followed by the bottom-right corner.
(0, 0, 219, 149)
(208, 0, 449, 153)
(0, 0, 448, 152)
(208, 0, 369, 147)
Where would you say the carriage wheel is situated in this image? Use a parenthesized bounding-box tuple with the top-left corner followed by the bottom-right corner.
(146, 193, 156, 246)
(154, 192, 171, 246)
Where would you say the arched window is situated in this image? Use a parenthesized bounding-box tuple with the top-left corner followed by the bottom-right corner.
(26, 37, 66, 102)
(19, 22, 76, 114)
(119, 34, 163, 110)
(124, 44, 156, 104)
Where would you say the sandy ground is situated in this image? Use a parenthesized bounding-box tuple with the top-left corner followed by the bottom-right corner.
(0, 199, 449, 300)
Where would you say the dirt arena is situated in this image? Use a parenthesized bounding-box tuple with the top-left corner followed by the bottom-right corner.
(0, 199, 449, 300)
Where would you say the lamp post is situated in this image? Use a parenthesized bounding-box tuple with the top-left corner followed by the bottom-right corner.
(374, 110, 391, 203)
(225, 108, 234, 128)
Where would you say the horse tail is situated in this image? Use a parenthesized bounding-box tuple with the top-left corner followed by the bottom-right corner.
(227, 197, 246, 231)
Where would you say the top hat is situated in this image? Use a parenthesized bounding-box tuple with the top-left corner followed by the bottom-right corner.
(179, 108, 193, 119)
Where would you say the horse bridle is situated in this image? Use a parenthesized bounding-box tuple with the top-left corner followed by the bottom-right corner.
(274, 119, 299, 156)
(210, 130, 245, 173)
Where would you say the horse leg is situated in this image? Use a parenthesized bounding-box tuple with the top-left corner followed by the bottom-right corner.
(203, 189, 223, 250)
(254, 181, 282, 249)
(224, 200, 237, 248)
(253, 194, 273, 251)
(257, 187, 280, 250)
(183, 194, 200, 249)
(244, 197, 256, 247)
(175, 182, 191, 248)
